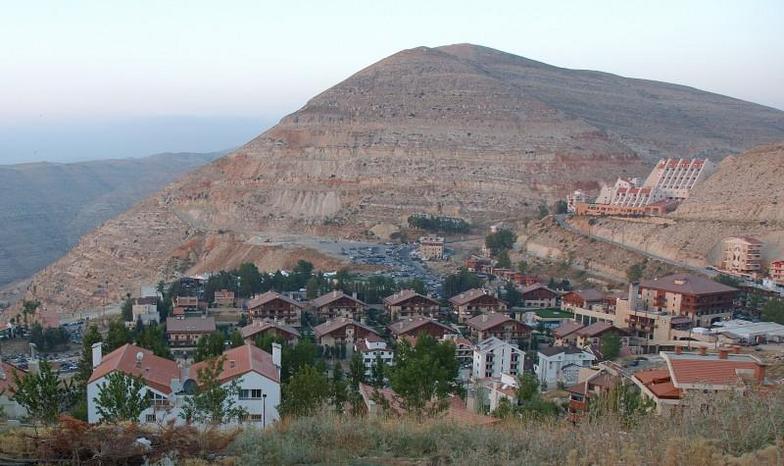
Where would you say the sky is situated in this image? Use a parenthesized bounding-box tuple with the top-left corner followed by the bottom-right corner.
(0, 0, 782, 164)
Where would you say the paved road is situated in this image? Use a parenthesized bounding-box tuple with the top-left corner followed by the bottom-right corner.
(553, 214, 717, 277)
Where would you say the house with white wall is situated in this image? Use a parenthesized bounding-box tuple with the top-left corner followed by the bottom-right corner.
(472, 337, 525, 380)
(534, 347, 596, 390)
(87, 342, 281, 427)
(354, 336, 394, 378)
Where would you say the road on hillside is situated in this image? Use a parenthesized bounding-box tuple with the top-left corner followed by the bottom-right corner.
(553, 215, 717, 277)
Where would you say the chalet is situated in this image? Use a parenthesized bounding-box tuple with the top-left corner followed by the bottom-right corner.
(388, 316, 456, 341)
(172, 296, 200, 318)
(213, 289, 236, 307)
(575, 321, 630, 350)
(383, 289, 440, 320)
(561, 289, 606, 310)
(465, 255, 494, 274)
(465, 312, 530, 343)
(449, 288, 507, 323)
(313, 318, 380, 347)
(310, 290, 366, 321)
(240, 320, 300, 345)
(166, 316, 216, 347)
(553, 321, 584, 347)
(638, 273, 738, 327)
(247, 291, 303, 327)
(520, 283, 560, 308)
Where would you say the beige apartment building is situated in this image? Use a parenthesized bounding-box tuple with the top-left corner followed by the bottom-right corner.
(721, 236, 763, 278)
(419, 236, 445, 261)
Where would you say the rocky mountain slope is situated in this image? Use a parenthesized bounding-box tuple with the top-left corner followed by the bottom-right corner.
(569, 143, 784, 268)
(0, 152, 221, 288)
(19, 44, 784, 314)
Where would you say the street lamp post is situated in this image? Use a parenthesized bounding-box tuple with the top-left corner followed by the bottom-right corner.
(262, 393, 267, 427)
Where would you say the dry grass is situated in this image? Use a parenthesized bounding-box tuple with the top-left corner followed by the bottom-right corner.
(231, 387, 784, 465)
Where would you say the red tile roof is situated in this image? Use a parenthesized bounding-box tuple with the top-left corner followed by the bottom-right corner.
(313, 317, 378, 338)
(383, 289, 439, 306)
(639, 273, 737, 296)
(247, 291, 303, 309)
(576, 321, 625, 338)
(466, 312, 528, 332)
(387, 317, 454, 336)
(449, 288, 503, 306)
(166, 316, 216, 333)
(567, 289, 606, 302)
(240, 320, 300, 340)
(633, 369, 681, 399)
(88, 344, 180, 394)
(668, 358, 761, 386)
(553, 320, 584, 338)
(311, 290, 365, 308)
(191, 343, 279, 384)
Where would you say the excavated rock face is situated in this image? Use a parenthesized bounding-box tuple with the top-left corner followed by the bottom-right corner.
(18, 44, 784, 313)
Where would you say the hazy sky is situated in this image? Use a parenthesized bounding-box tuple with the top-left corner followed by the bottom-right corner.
(1, 0, 782, 163)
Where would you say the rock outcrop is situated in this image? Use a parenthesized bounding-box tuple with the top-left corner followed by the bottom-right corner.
(18, 44, 784, 313)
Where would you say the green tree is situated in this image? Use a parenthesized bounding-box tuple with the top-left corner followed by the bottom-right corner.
(537, 203, 549, 219)
(279, 365, 330, 417)
(254, 334, 285, 353)
(601, 333, 622, 360)
(485, 229, 517, 256)
(237, 262, 262, 298)
(496, 250, 512, 268)
(281, 339, 318, 382)
(589, 382, 654, 427)
(388, 335, 459, 416)
(517, 261, 528, 274)
(305, 277, 321, 299)
(180, 356, 247, 424)
(121, 294, 133, 322)
(135, 323, 172, 358)
(504, 282, 522, 308)
(94, 372, 152, 423)
(553, 200, 568, 215)
(349, 352, 366, 390)
(104, 319, 132, 352)
(12, 360, 69, 425)
(492, 397, 516, 418)
(371, 354, 385, 388)
(442, 269, 483, 297)
(76, 325, 103, 386)
(193, 332, 226, 362)
(229, 330, 244, 348)
(21, 300, 40, 328)
(761, 299, 784, 324)
(331, 365, 348, 414)
(29, 322, 45, 350)
(626, 261, 646, 282)
(714, 274, 741, 287)
(516, 373, 539, 402)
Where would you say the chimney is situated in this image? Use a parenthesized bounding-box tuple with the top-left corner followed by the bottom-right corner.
(352, 292, 358, 299)
(272, 343, 282, 373)
(698, 347, 707, 356)
(482, 314, 488, 322)
(229, 359, 236, 369)
(718, 349, 729, 359)
(92, 342, 103, 368)
(754, 364, 767, 384)
(136, 351, 144, 368)
(675, 346, 683, 354)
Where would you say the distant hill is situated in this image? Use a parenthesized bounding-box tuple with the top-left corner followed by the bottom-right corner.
(0, 152, 222, 287)
(20, 43, 784, 313)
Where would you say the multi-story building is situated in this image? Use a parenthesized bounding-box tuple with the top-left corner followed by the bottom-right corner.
(721, 236, 763, 278)
(310, 291, 366, 321)
(642, 158, 716, 201)
(88, 342, 282, 426)
(771, 260, 784, 285)
(638, 273, 738, 327)
(240, 320, 300, 345)
(247, 291, 303, 327)
(354, 337, 394, 378)
(449, 288, 507, 323)
(313, 318, 380, 347)
(465, 255, 494, 274)
(520, 283, 560, 308)
(387, 316, 456, 342)
(383, 289, 440, 320)
(632, 348, 768, 414)
(566, 190, 589, 213)
(465, 312, 530, 344)
(172, 296, 200, 318)
(441, 334, 475, 367)
(213, 289, 236, 307)
(574, 321, 630, 350)
(534, 347, 596, 390)
(419, 236, 445, 261)
(471, 337, 525, 380)
(561, 289, 606, 311)
(553, 320, 584, 347)
(165, 317, 216, 348)
(132, 298, 160, 326)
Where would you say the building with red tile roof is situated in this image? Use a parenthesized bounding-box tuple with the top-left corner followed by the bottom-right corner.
(310, 290, 366, 321)
(240, 320, 300, 345)
(575, 321, 629, 349)
(387, 316, 456, 341)
(383, 289, 440, 320)
(553, 320, 584, 346)
(520, 283, 560, 308)
(313, 317, 379, 347)
(166, 316, 216, 347)
(449, 288, 506, 323)
(247, 291, 303, 327)
(465, 312, 530, 343)
(638, 273, 738, 327)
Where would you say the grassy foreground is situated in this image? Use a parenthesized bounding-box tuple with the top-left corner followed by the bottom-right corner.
(230, 388, 784, 465)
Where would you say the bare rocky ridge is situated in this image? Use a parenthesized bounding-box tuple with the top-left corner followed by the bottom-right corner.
(18, 44, 784, 314)
(0, 152, 221, 288)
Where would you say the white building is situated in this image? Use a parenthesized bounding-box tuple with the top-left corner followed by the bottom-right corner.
(534, 347, 596, 390)
(87, 342, 281, 427)
(354, 337, 394, 378)
(132, 303, 160, 326)
(472, 337, 525, 380)
(419, 236, 445, 261)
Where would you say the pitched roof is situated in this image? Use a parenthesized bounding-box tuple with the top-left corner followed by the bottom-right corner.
(191, 343, 279, 384)
(567, 288, 606, 302)
(240, 320, 301, 340)
(667, 356, 761, 387)
(383, 289, 439, 306)
(576, 321, 626, 338)
(387, 317, 455, 336)
(0, 361, 25, 393)
(247, 291, 303, 309)
(520, 283, 559, 296)
(88, 343, 180, 394)
(639, 273, 737, 295)
(448, 288, 503, 306)
(311, 290, 366, 308)
(165, 316, 216, 333)
(538, 346, 589, 357)
(553, 320, 584, 338)
(313, 317, 378, 338)
(633, 369, 682, 399)
(465, 312, 528, 332)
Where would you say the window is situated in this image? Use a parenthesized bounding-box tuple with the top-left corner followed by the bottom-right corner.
(239, 389, 250, 400)
(251, 389, 263, 399)
(250, 414, 263, 422)
(145, 414, 156, 423)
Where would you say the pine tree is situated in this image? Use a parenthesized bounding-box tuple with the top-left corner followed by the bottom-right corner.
(371, 354, 385, 388)
(180, 356, 246, 424)
(349, 352, 365, 389)
(331, 365, 348, 413)
(94, 372, 151, 423)
(12, 361, 70, 425)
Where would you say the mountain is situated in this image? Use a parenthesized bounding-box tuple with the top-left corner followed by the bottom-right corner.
(570, 143, 784, 268)
(0, 152, 222, 288)
(18, 44, 784, 314)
